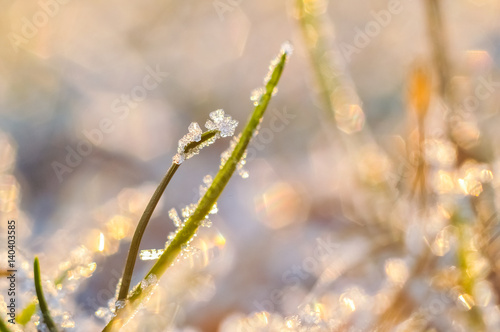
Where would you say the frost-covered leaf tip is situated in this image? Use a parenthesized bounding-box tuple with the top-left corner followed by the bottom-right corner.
(173, 110, 238, 165)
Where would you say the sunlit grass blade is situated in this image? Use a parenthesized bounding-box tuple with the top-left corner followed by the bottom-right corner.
(424, 0, 452, 101)
(103, 42, 292, 331)
(295, 0, 365, 135)
(296, 0, 335, 120)
(34, 257, 59, 332)
(16, 301, 36, 326)
(117, 130, 219, 302)
(17, 263, 75, 326)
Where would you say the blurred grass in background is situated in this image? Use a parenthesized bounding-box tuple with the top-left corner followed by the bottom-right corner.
(2, 0, 500, 331)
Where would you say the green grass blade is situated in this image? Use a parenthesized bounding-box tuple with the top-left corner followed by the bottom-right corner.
(116, 163, 179, 302)
(17, 263, 78, 326)
(16, 301, 36, 326)
(103, 43, 292, 331)
(117, 129, 220, 302)
(0, 316, 13, 332)
(296, 0, 338, 122)
(34, 257, 59, 332)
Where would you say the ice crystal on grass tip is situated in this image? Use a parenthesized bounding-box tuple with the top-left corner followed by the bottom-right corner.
(280, 41, 294, 56)
(205, 109, 238, 137)
(263, 42, 293, 85)
(173, 122, 203, 164)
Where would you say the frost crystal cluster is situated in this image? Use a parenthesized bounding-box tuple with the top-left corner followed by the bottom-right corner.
(250, 87, 266, 106)
(173, 110, 238, 165)
(140, 273, 158, 290)
(205, 109, 239, 138)
(173, 122, 203, 164)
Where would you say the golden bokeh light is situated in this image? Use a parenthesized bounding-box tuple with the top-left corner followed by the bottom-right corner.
(98, 232, 105, 252)
(256, 182, 309, 229)
(385, 258, 409, 285)
(106, 215, 133, 240)
(335, 104, 365, 134)
(0, 174, 20, 213)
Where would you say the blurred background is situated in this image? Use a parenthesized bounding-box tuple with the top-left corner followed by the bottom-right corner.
(2, 0, 500, 331)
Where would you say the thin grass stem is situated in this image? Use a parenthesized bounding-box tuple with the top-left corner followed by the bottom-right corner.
(33, 257, 58, 332)
(117, 130, 219, 302)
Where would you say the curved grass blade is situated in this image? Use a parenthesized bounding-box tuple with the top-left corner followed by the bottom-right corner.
(103, 43, 292, 331)
(33, 257, 58, 332)
(117, 130, 219, 302)
(17, 262, 79, 326)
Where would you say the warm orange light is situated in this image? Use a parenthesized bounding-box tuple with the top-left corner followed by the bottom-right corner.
(98, 232, 105, 252)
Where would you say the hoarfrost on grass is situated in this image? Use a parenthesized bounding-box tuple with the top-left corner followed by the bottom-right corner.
(60, 312, 75, 329)
(173, 122, 202, 165)
(169, 208, 182, 227)
(114, 300, 126, 311)
(141, 172, 219, 262)
(280, 41, 294, 56)
(205, 109, 238, 138)
(182, 203, 197, 219)
(172, 110, 238, 164)
(140, 274, 158, 290)
(201, 215, 212, 228)
(172, 153, 185, 165)
(180, 244, 201, 258)
(220, 135, 249, 179)
(199, 175, 213, 197)
(140, 248, 164, 261)
(250, 87, 266, 106)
